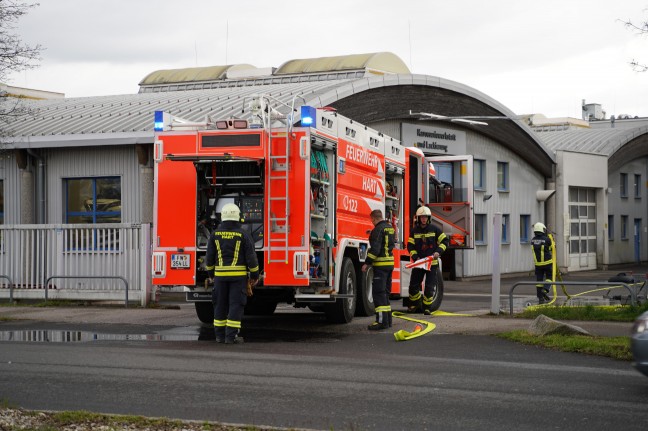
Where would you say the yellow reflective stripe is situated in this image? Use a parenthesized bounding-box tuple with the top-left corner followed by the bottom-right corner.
(376, 305, 392, 312)
(206, 265, 214, 270)
(437, 233, 447, 243)
(422, 296, 433, 305)
(409, 292, 421, 301)
(248, 265, 259, 272)
(226, 320, 241, 329)
(367, 252, 378, 259)
(232, 240, 241, 267)
(373, 261, 394, 267)
(408, 237, 415, 244)
(214, 319, 226, 327)
(215, 240, 223, 267)
(214, 265, 247, 270)
(215, 271, 248, 276)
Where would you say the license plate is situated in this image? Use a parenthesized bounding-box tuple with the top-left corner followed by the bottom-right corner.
(171, 253, 190, 269)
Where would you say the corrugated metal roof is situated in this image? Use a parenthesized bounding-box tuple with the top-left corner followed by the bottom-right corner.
(4, 78, 356, 138)
(1, 71, 556, 176)
(536, 126, 648, 156)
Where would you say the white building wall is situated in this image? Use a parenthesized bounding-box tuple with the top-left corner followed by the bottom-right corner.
(370, 120, 547, 278)
(43, 146, 142, 223)
(607, 157, 648, 264)
(0, 150, 23, 224)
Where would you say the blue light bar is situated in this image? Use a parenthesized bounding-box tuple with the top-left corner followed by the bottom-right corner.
(154, 111, 165, 132)
(301, 105, 316, 127)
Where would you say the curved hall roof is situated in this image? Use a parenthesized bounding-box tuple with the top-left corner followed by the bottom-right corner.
(275, 52, 410, 75)
(3, 67, 554, 177)
(537, 127, 648, 171)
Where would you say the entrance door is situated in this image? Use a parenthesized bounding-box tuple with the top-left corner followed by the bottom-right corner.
(568, 187, 597, 270)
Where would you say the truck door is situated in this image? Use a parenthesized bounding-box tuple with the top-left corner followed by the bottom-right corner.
(425, 155, 474, 249)
(152, 134, 198, 286)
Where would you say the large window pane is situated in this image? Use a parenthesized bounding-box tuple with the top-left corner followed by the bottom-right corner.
(66, 177, 121, 224)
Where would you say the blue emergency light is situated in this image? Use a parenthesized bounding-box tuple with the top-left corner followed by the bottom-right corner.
(301, 105, 316, 127)
(154, 111, 165, 132)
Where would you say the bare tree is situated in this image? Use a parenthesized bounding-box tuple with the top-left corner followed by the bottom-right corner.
(620, 10, 648, 72)
(0, 0, 42, 138)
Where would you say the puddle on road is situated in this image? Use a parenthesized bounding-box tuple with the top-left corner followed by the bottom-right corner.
(0, 327, 343, 343)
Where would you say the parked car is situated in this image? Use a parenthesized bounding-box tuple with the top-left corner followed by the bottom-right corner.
(631, 311, 648, 377)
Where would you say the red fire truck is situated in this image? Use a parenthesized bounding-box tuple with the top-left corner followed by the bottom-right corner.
(151, 95, 472, 323)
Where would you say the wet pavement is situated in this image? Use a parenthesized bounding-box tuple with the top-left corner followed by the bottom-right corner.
(0, 263, 645, 342)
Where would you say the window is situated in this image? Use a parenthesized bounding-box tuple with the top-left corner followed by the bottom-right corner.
(635, 174, 642, 199)
(497, 162, 509, 191)
(65, 177, 121, 223)
(621, 215, 628, 240)
(520, 214, 530, 243)
(501, 214, 510, 243)
(608, 215, 614, 240)
(475, 214, 487, 245)
(620, 173, 628, 198)
(474, 159, 485, 190)
(0, 179, 3, 224)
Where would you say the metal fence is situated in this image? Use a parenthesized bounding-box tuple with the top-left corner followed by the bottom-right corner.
(0, 223, 151, 306)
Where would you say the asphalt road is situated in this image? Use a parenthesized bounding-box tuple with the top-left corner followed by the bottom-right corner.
(1, 303, 647, 431)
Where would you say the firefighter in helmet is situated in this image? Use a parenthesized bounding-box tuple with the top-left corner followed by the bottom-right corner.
(206, 203, 259, 344)
(406, 206, 449, 314)
(362, 209, 395, 330)
(531, 222, 553, 304)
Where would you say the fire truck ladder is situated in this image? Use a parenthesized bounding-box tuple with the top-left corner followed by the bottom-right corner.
(266, 100, 291, 264)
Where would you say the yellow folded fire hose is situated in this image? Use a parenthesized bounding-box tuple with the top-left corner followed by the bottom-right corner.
(392, 312, 435, 341)
(391, 310, 475, 341)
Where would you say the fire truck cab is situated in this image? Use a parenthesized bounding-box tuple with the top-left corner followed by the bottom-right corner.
(151, 95, 452, 324)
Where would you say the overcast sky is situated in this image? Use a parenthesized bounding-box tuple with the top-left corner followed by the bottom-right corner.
(7, 0, 648, 119)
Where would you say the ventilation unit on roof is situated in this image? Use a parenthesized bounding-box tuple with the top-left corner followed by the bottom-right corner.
(581, 99, 606, 121)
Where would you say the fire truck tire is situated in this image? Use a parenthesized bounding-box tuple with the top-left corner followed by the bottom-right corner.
(324, 257, 356, 323)
(355, 265, 375, 317)
(195, 302, 214, 324)
(428, 267, 445, 312)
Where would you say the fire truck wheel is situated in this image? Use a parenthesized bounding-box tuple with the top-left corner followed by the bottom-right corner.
(195, 302, 214, 324)
(324, 257, 356, 323)
(355, 265, 375, 317)
(427, 267, 445, 312)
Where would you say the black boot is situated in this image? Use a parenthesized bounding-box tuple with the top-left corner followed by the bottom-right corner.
(368, 312, 389, 331)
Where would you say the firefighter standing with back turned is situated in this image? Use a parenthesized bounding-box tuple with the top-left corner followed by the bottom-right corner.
(407, 206, 449, 314)
(362, 209, 395, 330)
(531, 222, 553, 304)
(206, 203, 259, 344)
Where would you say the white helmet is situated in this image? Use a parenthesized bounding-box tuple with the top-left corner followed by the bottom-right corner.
(221, 203, 241, 222)
(533, 222, 546, 233)
(415, 206, 432, 221)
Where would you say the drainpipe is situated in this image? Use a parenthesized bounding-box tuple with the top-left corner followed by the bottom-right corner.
(25, 149, 45, 224)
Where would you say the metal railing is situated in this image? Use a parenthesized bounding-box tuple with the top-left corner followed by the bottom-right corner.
(0, 275, 13, 302)
(507, 280, 637, 315)
(45, 275, 129, 307)
(0, 223, 151, 305)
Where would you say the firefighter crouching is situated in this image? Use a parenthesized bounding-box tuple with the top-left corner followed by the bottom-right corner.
(531, 222, 553, 304)
(362, 209, 395, 331)
(206, 203, 259, 344)
(407, 206, 449, 314)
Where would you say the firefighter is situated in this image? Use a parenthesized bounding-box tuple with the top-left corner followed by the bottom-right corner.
(362, 209, 395, 330)
(407, 206, 449, 314)
(531, 222, 553, 304)
(206, 203, 259, 344)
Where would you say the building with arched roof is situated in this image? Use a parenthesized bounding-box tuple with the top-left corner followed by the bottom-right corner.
(4, 52, 643, 283)
(536, 124, 648, 270)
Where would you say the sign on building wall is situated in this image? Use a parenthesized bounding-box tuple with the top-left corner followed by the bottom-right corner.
(401, 123, 466, 155)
